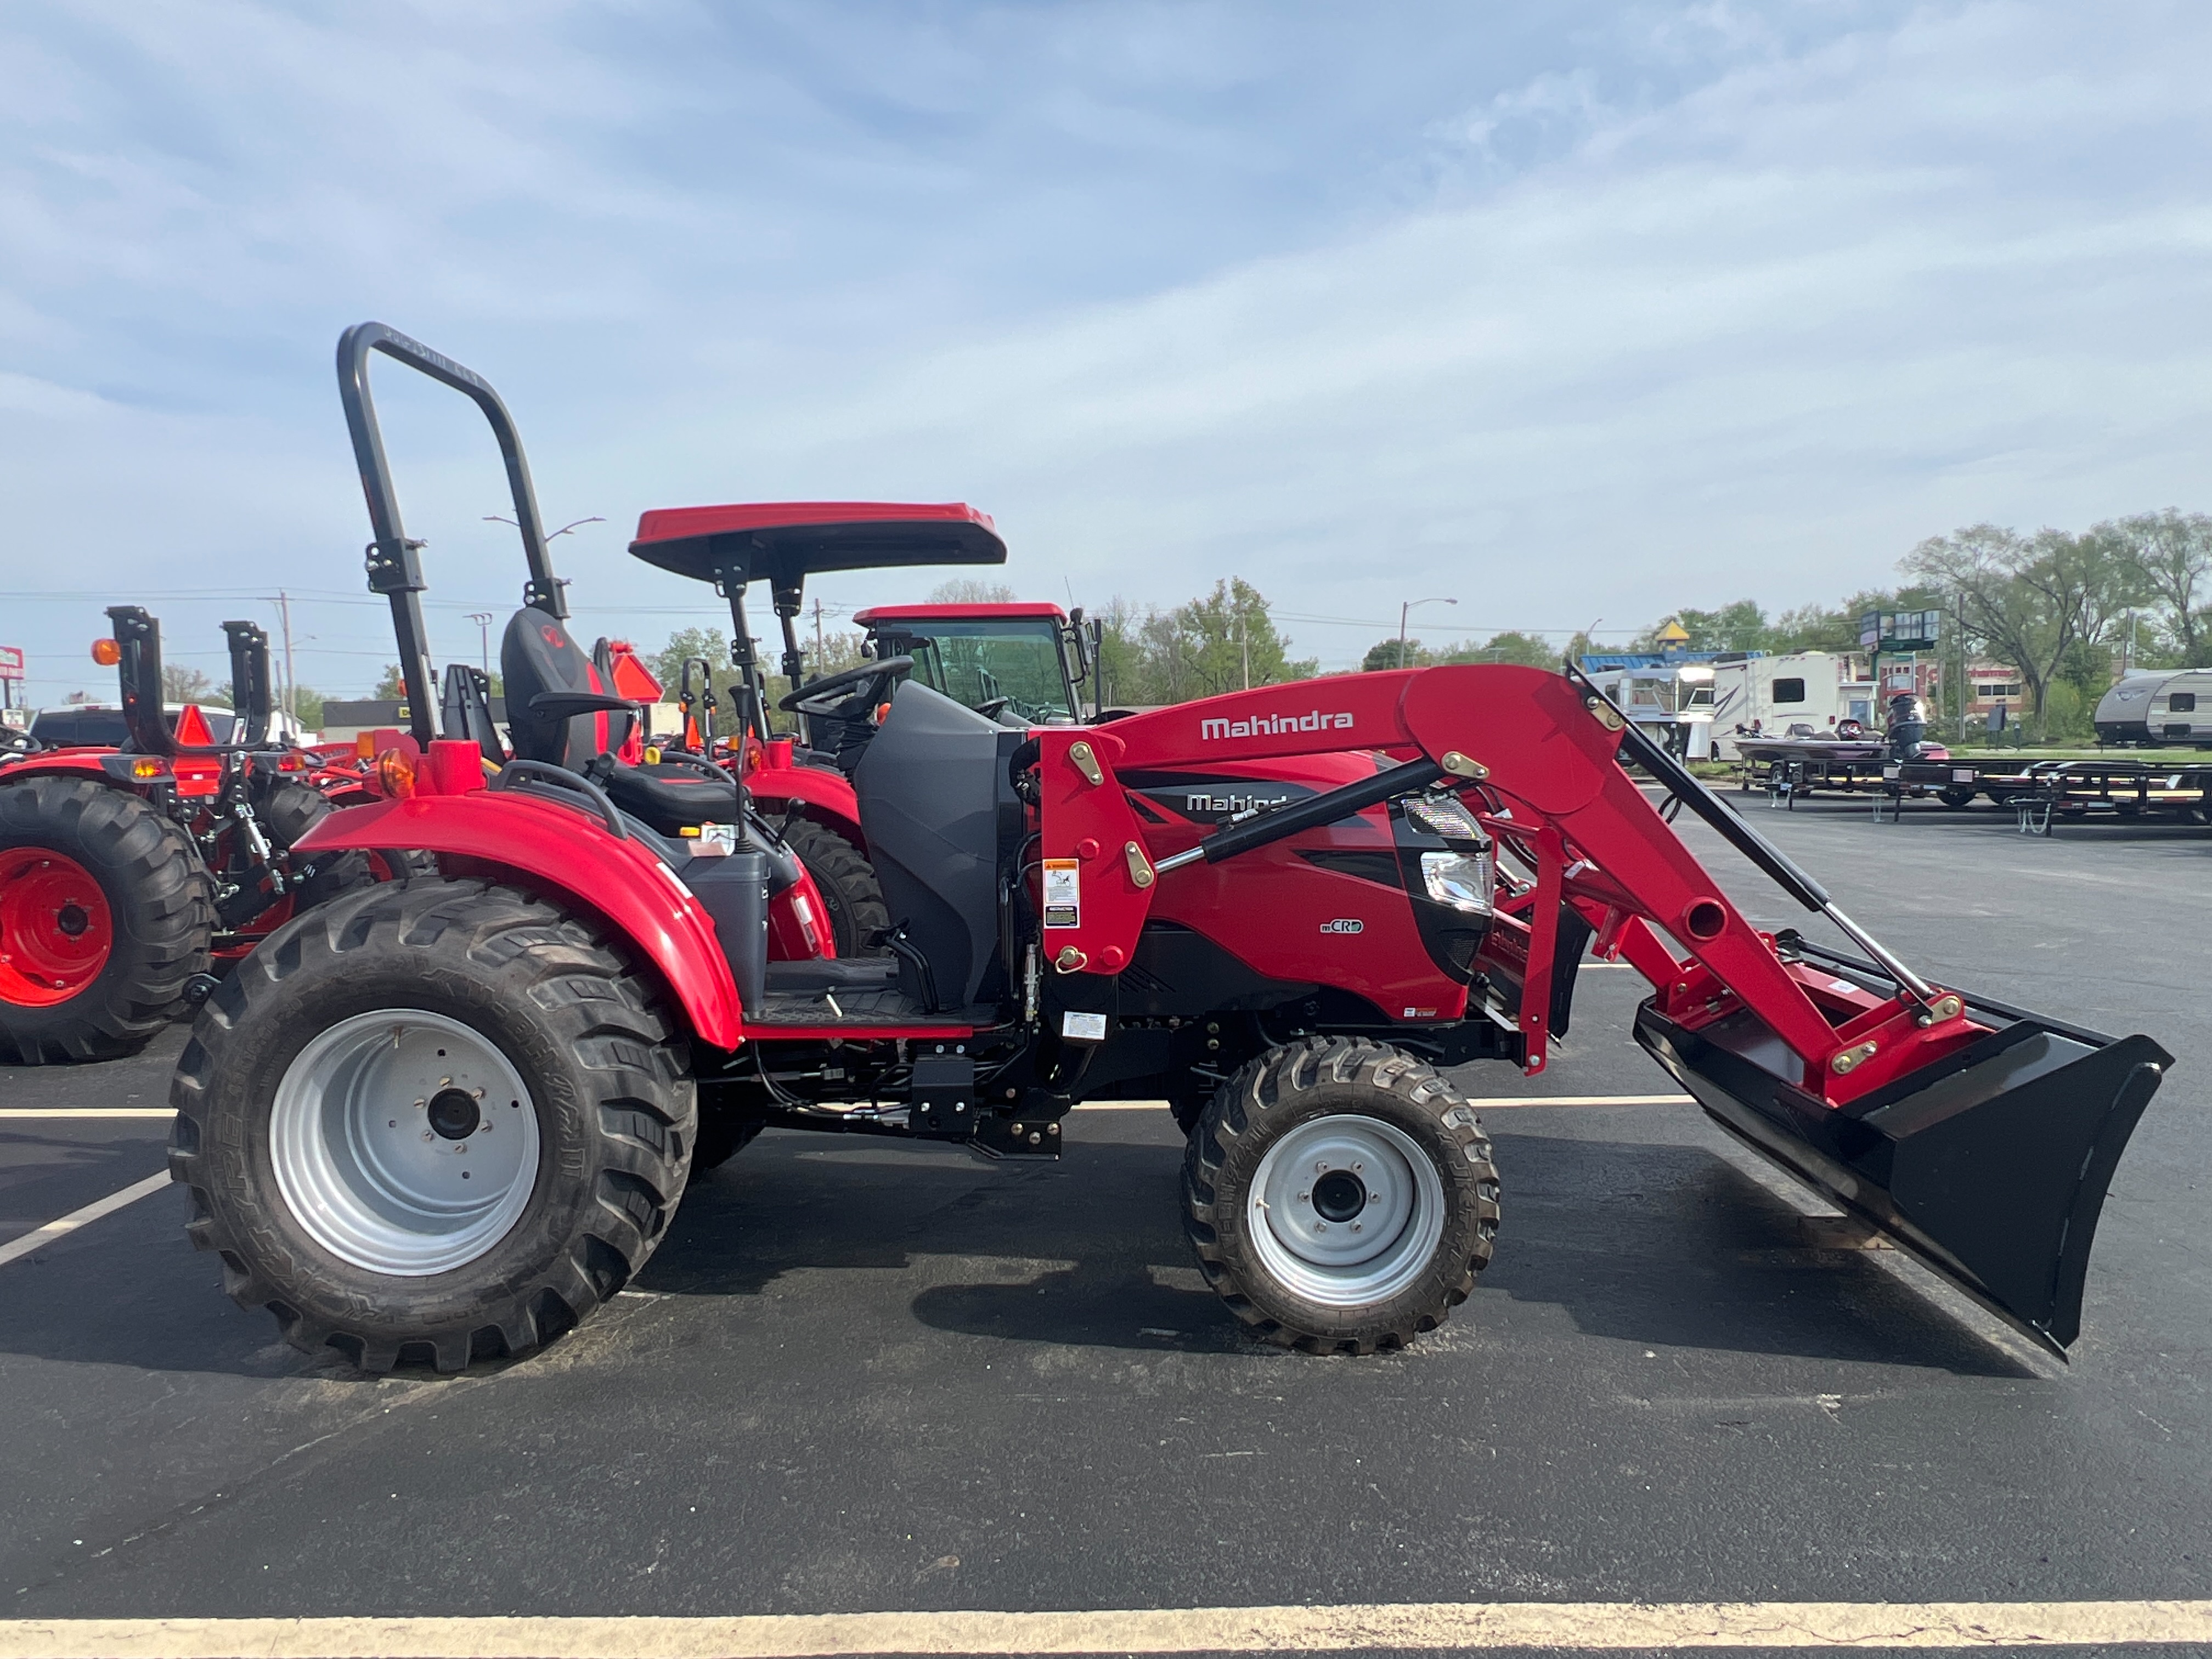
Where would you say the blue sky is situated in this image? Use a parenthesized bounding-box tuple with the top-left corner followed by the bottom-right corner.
(4, 1, 2210, 701)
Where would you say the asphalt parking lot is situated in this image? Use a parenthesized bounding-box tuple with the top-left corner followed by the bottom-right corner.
(2, 794, 2207, 1652)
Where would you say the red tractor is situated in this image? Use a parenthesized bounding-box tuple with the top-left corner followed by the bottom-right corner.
(1, 610, 403, 1063)
(171, 324, 2168, 1375)
(629, 506, 1107, 956)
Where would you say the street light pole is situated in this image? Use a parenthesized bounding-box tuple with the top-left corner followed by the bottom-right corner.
(1398, 596, 1457, 668)
(466, 612, 495, 682)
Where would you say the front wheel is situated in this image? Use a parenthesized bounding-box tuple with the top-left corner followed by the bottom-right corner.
(170, 879, 695, 1373)
(1182, 1036, 1499, 1353)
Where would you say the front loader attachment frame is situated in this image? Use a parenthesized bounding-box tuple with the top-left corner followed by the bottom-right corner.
(1640, 943, 2168, 1356)
(1031, 661, 2170, 1353)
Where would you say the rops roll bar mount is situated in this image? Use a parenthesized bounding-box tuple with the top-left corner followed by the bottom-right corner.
(106, 606, 274, 758)
(336, 321, 565, 750)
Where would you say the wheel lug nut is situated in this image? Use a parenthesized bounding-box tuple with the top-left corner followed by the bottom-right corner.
(1297, 1191, 1310, 1203)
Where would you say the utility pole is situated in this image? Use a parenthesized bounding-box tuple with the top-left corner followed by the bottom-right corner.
(275, 590, 297, 726)
(467, 612, 495, 681)
(812, 598, 825, 675)
(1239, 607, 1250, 690)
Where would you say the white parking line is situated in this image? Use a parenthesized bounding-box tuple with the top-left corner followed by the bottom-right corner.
(3, 1600, 2208, 1655)
(1081, 1093, 1693, 1111)
(0, 1171, 171, 1270)
(0, 1108, 174, 1119)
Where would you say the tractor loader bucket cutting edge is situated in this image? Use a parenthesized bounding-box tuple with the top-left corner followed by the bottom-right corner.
(1634, 998, 2169, 1357)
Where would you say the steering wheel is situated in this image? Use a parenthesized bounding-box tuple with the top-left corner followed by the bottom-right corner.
(0, 725, 40, 759)
(777, 655, 915, 718)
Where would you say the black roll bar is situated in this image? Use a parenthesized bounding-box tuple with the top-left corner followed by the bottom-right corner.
(106, 606, 177, 758)
(337, 321, 563, 750)
(222, 620, 273, 748)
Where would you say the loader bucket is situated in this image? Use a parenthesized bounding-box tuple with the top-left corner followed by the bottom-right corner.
(1635, 993, 2169, 1356)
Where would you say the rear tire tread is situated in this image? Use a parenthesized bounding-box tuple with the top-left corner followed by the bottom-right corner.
(170, 878, 693, 1373)
(0, 775, 212, 1064)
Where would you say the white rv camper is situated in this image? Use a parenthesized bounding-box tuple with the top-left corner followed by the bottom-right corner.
(2095, 668, 2212, 747)
(1708, 652, 1876, 761)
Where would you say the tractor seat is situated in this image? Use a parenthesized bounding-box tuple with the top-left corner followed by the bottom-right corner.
(595, 762, 740, 837)
(502, 607, 743, 837)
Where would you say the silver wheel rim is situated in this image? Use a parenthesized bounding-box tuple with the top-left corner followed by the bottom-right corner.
(1246, 1113, 1446, 1308)
(270, 1009, 540, 1277)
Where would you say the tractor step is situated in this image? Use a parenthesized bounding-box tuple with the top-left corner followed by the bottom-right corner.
(746, 986, 975, 1029)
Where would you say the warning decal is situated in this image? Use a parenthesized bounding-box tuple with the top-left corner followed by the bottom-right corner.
(1042, 858, 1081, 929)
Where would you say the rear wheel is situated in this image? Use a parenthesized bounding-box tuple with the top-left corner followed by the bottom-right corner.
(170, 879, 695, 1373)
(0, 776, 211, 1064)
(1938, 786, 1976, 809)
(1183, 1036, 1499, 1353)
(780, 814, 888, 955)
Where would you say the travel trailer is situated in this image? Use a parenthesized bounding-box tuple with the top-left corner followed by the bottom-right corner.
(1581, 663, 1717, 758)
(2095, 669, 2212, 747)
(1709, 652, 1875, 761)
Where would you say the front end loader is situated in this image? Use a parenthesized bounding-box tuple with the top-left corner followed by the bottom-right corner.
(167, 323, 2165, 1371)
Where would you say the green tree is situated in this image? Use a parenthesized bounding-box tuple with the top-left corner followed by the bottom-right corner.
(1089, 582, 1315, 705)
(1903, 524, 2137, 736)
(1635, 600, 1770, 652)
(1450, 631, 1559, 668)
(2097, 509, 2212, 665)
(162, 663, 222, 704)
(373, 663, 407, 700)
(1362, 637, 1435, 672)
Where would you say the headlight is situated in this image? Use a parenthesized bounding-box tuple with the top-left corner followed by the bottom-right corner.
(1420, 850, 1492, 916)
(1403, 795, 1481, 841)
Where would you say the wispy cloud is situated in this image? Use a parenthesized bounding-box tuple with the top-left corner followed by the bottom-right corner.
(3, 1, 2208, 696)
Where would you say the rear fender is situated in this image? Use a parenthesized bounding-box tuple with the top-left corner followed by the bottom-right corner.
(291, 791, 743, 1049)
(747, 762, 865, 846)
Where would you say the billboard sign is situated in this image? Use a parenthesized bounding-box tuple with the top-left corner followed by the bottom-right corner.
(0, 646, 22, 676)
(1859, 610, 1940, 651)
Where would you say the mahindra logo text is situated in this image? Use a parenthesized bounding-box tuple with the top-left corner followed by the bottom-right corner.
(1200, 710, 1355, 741)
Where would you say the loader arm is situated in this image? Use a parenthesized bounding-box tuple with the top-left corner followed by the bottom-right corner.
(1038, 663, 1954, 1101)
(1035, 663, 2168, 1354)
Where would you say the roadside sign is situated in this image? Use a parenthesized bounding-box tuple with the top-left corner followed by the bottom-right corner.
(0, 646, 22, 676)
(1860, 610, 1940, 651)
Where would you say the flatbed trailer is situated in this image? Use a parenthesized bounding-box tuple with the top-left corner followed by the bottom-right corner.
(1967, 759, 2212, 834)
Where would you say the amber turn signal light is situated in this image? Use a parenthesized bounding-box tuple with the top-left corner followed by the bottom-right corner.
(91, 638, 122, 666)
(375, 748, 417, 799)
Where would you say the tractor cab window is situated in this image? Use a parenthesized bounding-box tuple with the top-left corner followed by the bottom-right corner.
(878, 619, 1074, 724)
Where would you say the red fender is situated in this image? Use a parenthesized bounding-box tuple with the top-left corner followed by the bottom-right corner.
(745, 760, 865, 846)
(290, 791, 744, 1050)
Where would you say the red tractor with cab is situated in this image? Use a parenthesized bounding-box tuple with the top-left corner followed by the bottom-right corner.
(170, 324, 2169, 1375)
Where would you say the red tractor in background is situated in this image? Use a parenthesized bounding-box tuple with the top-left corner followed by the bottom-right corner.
(171, 323, 2170, 1377)
(629, 506, 1108, 955)
(0, 610, 404, 1063)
